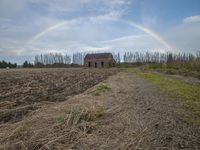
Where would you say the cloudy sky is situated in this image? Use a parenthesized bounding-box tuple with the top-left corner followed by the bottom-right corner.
(0, 0, 200, 63)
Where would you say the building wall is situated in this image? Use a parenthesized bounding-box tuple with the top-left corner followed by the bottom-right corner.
(84, 57, 115, 68)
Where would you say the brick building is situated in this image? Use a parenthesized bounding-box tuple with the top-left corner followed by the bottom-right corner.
(84, 53, 115, 68)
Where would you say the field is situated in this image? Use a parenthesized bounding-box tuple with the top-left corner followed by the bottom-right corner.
(0, 68, 200, 150)
(0, 68, 117, 123)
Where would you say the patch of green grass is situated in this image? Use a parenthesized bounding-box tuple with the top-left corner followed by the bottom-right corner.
(128, 68, 200, 117)
(57, 116, 66, 124)
(94, 107, 105, 118)
(90, 84, 111, 96)
(146, 63, 163, 69)
(164, 68, 179, 75)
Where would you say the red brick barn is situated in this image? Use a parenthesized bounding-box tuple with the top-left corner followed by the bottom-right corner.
(84, 53, 116, 68)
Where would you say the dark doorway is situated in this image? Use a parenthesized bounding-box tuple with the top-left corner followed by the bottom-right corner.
(95, 62, 97, 68)
(88, 62, 91, 67)
(101, 61, 104, 68)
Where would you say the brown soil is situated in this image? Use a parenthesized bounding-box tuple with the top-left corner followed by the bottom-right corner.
(0, 69, 199, 150)
(0, 68, 117, 123)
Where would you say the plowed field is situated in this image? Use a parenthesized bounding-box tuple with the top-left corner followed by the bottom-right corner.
(0, 68, 117, 123)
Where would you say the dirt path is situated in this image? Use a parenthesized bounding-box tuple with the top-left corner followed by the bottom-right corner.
(0, 71, 200, 149)
(91, 71, 200, 149)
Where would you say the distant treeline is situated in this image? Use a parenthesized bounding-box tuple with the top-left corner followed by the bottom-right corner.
(33, 51, 200, 65)
(0, 60, 17, 68)
(1, 51, 200, 71)
(0, 60, 34, 68)
(34, 52, 121, 67)
(22, 61, 34, 68)
(123, 51, 200, 64)
(31, 51, 200, 76)
(34, 53, 72, 67)
(122, 51, 200, 73)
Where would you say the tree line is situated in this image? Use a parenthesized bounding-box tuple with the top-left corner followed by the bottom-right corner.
(0, 60, 17, 68)
(34, 51, 200, 66)
(122, 51, 200, 72)
(123, 51, 200, 63)
(34, 52, 121, 66)
(1, 51, 200, 69)
(0, 60, 33, 68)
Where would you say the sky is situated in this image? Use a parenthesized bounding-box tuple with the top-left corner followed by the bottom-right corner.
(0, 0, 200, 64)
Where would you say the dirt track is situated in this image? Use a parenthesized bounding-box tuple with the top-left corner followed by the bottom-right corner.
(0, 70, 200, 149)
(97, 71, 200, 149)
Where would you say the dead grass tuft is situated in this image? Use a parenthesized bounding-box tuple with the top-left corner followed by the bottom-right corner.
(57, 107, 105, 125)
(90, 84, 111, 96)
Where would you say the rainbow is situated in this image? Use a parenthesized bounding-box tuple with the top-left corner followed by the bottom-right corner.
(28, 17, 174, 51)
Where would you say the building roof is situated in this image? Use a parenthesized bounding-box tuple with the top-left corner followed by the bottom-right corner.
(84, 53, 113, 60)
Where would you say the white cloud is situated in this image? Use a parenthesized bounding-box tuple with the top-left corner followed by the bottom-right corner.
(183, 15, 200, 23)
(90, 11, 122, 23)
(81, 46, 112, 52)
(165, 22, 200, 52)
(101, 34, 148, 43)
(27, 0, 130, 14)
(98, 34, 168, 53)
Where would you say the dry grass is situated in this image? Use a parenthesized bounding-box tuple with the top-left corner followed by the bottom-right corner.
(0, 103, 105, 150)
(90, 84, 111, 96)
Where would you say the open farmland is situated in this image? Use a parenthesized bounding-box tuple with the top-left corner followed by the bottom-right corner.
(0, 69, 200, 150)
(0, 68, 117, 123)
(0, 68, 200, 149)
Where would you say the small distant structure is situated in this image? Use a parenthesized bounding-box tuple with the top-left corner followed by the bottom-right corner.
(84, 53, 115, 68)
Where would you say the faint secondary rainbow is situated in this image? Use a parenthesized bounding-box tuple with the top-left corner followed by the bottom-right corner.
(28, 18, 174, 51)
